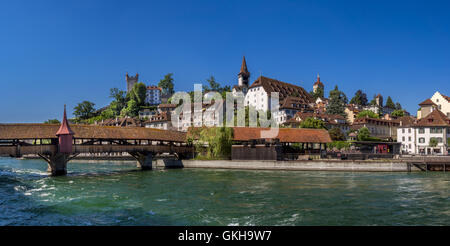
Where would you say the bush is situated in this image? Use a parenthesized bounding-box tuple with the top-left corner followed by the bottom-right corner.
(327, 141, 352, 150)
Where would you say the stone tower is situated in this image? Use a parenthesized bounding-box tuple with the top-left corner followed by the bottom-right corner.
(238, 56, 250, 88)
(126, 72, 139, 93)
(375, 94, 383, 107)
(313, 73, 324, 94)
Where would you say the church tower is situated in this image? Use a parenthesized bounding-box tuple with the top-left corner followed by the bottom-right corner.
(238, 56, 250, 88)
(313, 73, 324, 93)
(126, 72, 139, 93)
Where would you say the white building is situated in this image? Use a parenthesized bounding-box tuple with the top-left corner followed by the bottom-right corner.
(417, 91, 450, 119)
(244, 76, 314, 124)
(146, 86, 162, 105)
(397, 110, 449, 155)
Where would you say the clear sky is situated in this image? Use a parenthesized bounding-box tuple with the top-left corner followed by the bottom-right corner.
(1, 0, 449, 122)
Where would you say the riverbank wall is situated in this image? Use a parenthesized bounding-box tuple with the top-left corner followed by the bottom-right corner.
(155, 159, 422, 172)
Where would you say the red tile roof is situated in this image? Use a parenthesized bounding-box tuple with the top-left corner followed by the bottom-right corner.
(415, 110, 450, 127)
(418, 98, 436, 106)
(249, 76, 313, 104)
(233, 127, 332, 143)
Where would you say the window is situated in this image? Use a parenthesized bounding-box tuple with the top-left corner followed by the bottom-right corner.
(437, 137, 443, 143)
(402, 137, 405, 141)
(402, 129, 405, 133)
(408, 129, 411, 133)
(419, 128, 425, 134)
(408, 137, 411, 141)
(419, 138, 425, 143)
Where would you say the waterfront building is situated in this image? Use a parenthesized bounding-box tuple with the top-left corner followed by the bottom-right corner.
(397, 110, 450, 155)
(417, 92, 450, 119)
(231, 127, 332, 160)
(126, 72, 139, 93)
(351, 116, 400, 140)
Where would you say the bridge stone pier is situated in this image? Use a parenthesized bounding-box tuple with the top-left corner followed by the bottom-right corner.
(130, 151, 153, 170)
(39, 153, 72, 176)
(0, 107, 193, 176)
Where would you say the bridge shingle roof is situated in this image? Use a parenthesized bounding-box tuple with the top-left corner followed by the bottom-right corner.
(0, 124, 186, 142)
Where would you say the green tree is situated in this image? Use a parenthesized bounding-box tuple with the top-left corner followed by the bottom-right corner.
(122, 99, 140, 117)
(326, 85, 348, 117)
(395, 102, 402, 110)
(328, 127, 346, 141)
(44, 119, 60, 124)
(299, 117, 326, 129)
(385, 96, 396, 109)
(158, 73, 175, 95)
(429, 138, 438, 148)
(109, 88, 127, 116)
(190, 127, 234, 159)
(74, 101, 96, 120)
(128, 82, 147, 106)
(357, 110, 379, 119)
(349, 90, 368, 106)
(205, 76, 221, 92)
(391, 109, 405, 117)
(357, 127, 371, 141)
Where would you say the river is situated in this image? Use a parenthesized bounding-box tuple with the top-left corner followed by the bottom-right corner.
(0, 157, 449, 225)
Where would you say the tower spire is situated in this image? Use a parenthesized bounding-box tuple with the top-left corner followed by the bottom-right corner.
(317, 73, 320, 82)
(240, 56, 249, 75)
(56, 105, 74, 136)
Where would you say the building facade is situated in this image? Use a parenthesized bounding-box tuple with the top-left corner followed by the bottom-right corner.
(397, 110, 450, 155)
(146, 86, 162, 105)
(417, 91, 450, 119)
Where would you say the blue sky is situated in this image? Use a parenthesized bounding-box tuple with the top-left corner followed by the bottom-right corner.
(1, 0, 449, 122)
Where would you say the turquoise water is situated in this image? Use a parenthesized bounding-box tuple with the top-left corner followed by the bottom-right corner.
(0, 157, 449, 226)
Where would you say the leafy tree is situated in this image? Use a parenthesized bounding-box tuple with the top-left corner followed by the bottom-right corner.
(158, 73, 175, 95)
(122, 99, 140, 117)
(205, 76, 221, 92)
(74, 101, 96, 120)
(109, 88, 127, 115)
(349, 90, 368, 106)
(357, 127, 371, 141)
(310, 87, 324, 100)
(429, 138, 438, 148)
(357, 110, 379, 119)
(385, 96, 396, 109)
(391, 109, 405, 117)
(299, 117, 326, 129)
(328, 127, 346, 141)
(128, 82, 147, 106)
(189, 127, 234, 159)
(395, 102, 402, 110)
(44, 119, 60, 124)
(326, 85, 348, 117)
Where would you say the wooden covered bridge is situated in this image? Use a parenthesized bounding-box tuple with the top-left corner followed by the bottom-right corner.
(0, 107, 192, 176)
